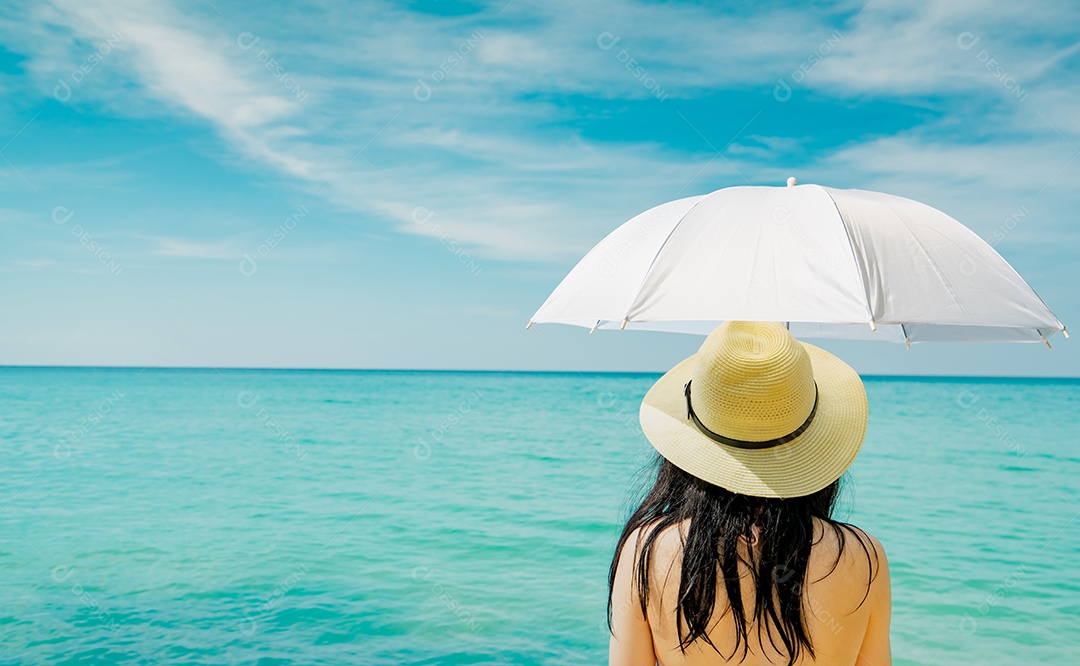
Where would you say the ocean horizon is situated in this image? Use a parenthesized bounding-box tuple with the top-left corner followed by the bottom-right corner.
(2, 367, 1078, 664)
(5, 365, 1080, 380)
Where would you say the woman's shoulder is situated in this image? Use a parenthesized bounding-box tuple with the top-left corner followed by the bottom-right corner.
(810, 518, 890, 597)
(624, 517, 889, 586)
(812, 517, 885, 555)
(630, 518, 887, 559)
(623, 519, 688, 558)
(618, 519, 690, 583)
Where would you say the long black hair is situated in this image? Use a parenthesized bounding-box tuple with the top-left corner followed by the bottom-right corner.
(607, 455, 878, 665)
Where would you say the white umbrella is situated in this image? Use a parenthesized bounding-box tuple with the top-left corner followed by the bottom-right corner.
(529, 179, 1067, 345)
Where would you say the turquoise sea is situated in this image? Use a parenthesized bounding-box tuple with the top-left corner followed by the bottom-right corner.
(1, 368, 1078, 664)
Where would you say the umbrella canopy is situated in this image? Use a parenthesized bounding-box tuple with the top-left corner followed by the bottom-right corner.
(529, 180, 1066, 344)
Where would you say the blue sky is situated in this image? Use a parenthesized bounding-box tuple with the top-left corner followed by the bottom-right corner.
(0, 0, 1077, 375)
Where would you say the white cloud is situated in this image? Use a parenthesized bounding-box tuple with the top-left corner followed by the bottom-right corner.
(150, 237, 240, 259)
(3, 0, 1078, 266)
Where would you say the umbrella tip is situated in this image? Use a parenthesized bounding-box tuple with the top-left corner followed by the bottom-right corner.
(525, 321, 533, 330)
(786, 176, 797, 187)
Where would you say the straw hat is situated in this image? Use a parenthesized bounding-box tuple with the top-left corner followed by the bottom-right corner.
(639, 321, 868, 498)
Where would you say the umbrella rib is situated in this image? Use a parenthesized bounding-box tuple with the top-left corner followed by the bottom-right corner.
(881, 199, 969, 321)
(819, 186, 876, 327)
(620, 194, 712, 326)
(943, 224, 1064, 332)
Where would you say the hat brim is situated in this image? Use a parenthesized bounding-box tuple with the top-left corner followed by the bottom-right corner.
(639, 342, 868, 498)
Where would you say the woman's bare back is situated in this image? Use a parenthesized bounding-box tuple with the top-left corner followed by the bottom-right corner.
(610, 518, 891, 666)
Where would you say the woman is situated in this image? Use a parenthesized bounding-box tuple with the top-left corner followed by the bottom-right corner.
(608, 322, 890, 666)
